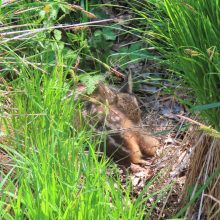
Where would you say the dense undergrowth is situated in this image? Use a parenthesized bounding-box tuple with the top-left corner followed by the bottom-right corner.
(0, 1, 166, 219)
(128, 0, 220, 219)
(1, 61, 154, 219)
(130, 0, 220, 131)
(0, 0, 219, 219)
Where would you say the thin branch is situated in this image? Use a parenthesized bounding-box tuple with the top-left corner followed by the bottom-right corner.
(0, 19, 114, 43)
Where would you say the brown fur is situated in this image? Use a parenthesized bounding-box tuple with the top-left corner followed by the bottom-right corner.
(107, 106, 158, 164)
(84, 83, 159, 165)
(115, 93, 141, 124)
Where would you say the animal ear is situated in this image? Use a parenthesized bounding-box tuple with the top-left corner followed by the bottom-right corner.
(119, 71, 133, 94)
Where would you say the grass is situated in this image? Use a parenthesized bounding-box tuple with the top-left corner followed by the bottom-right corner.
(131, 0, 220, 130)
(0, 54, 170, 219)
(4, 0, 219, 218)
(0, 1, 169, 219)
(1, 54, 155, 219)
(128, 0, 220, 218)
(164, 0, 220, 130)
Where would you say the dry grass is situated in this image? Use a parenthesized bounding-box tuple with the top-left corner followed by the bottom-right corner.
(183, 132, 220, 220)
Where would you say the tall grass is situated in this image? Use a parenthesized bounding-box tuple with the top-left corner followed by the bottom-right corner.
(0, 51, 170, 220)
(131, 0, 220, 130)
(164, 0, 220, 130)
(1, 52, 154, 219)
(0, 1, 169, 219)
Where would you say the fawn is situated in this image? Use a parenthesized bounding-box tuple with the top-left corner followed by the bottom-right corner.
(81, 74, 159, 165)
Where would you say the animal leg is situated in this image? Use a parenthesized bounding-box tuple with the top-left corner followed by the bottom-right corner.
(123, 132, 146, 164)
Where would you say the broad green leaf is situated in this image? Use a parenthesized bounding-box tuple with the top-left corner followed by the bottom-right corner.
(129, 42, 142, 52)
(54, 30, 62, 41)
(39, 10, 46, 18)
(118, 46, 129, 53)
(94, 30, 102, 37)
(102, 28, 117, 41)
(79, 74, 104, 94)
